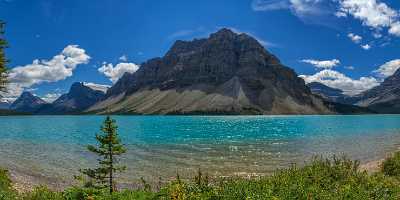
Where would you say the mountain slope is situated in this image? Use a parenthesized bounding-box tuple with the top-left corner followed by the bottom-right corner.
(10, 92, 47, 113)
(89, 29, 331, 115)
(307, 82, 347, 101)
(355, 69, 400, 113)
(38, 82, 106, 114)
(0, 99, 11, 109)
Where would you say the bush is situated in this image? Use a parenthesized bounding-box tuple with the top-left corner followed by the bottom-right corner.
(158, 156, 400, 200)
(3, 156, 400, 199)
(382, 152, 400, 177)
(19, 186, 63, 200)
(0, 168, 16, 200)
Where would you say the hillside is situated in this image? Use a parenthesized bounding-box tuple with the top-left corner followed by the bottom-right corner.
(88, 29, 331, 115)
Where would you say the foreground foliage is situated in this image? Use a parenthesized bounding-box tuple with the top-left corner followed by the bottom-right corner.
(0, 20, 8, 92)
(382, 152, 400, 177)
(2, 155, 400, 200)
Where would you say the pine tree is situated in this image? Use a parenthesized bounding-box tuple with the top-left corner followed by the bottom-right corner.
(81, 116, 127, 194)
(0, 20, 8, 92)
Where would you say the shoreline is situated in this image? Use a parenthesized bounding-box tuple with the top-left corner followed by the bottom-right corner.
(9, 157, 388, 194)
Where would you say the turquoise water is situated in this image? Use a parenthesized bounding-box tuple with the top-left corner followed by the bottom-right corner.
(0, 115, 400, 187)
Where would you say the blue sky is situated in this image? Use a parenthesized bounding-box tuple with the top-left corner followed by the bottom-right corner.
(0, 0, 399, 101)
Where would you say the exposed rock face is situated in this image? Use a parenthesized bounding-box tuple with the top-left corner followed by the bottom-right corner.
(38, 82, 105, 114)
(307, 82, 347, 102)
(89, 28, 331, 115)
(10, 92, 47, 113)
(354, 69, 400, 113)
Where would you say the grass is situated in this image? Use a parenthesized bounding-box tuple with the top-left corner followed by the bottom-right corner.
(382, 152, 400, 177)
(1, 155, 400, 200)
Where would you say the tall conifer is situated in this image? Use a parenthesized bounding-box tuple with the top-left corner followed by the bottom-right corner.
(81, 116, 127, 194)
(0, 20, 8, 92)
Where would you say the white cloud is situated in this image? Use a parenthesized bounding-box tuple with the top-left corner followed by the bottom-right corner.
(251, 0, 291, 11)
(337, 0, 400, 37)
(252, 0, 323, 15)
(251, 0, 333, 25)
(41, 93, 62, 103)
(301, 59, 340, 69)
(372, 32, 383, 38)
(389, 22, 400, 36)
(83, 82, 110, 93)
(345, 66, 355, 70)
(361, 44, 371, 50)
(119, 55, 128, 62)
(0, 45, 90, 101)
(300, 69, 379, 95)
(335, 11, 347, 18)
(347, 33, 362, 43)
(98, 62, 139, 83)
(373, 59, 400, 78)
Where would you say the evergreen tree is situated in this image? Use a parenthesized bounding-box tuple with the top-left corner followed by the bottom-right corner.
(0, 20, 8, 92)
(81, 116, 127, 194)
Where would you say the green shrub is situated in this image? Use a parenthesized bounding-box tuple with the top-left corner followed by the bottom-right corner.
(157, 156, 400, 200)
(382, 152, 400, 177)
(0, 168, 16, 200)
(3, 156, 400, 199)
(19, 186, 63, 200)
(63, 187, 155, 200)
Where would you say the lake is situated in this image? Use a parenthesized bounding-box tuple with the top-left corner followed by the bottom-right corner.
(0, 115, 400, 188)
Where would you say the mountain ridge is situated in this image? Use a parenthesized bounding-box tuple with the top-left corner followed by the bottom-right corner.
(10, 92, 47, 113)
(37, 82, 106, 114)
(88, 28, 332, 115)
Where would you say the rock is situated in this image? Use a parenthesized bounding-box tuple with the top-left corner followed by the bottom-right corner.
(37, 82, 105, 114)
(354, 68, 400, 113)
(89, 28, 332, 115)
(10, 92, 47, 113)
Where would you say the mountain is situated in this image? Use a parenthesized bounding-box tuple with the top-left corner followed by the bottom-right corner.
(307, 82, 347, 102)
(0, 99, 11, 109)
(88, 28, 332, 115)
(10, 92, 47, 113)
(354, 68, 400, 113)
(38, 82, 106, 114)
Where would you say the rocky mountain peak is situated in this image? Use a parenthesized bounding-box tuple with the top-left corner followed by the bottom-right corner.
(352, 68, 400, 113)
(92, 28, 331, 115)
(35, 82, 106, 114)
(10, 91, 47, 112)
(209, 28, 237, 40)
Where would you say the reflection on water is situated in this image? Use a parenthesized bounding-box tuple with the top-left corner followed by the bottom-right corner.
(0, 115, 399, 187)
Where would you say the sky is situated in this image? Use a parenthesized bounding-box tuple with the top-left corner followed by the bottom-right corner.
(0, 0, 399, 102)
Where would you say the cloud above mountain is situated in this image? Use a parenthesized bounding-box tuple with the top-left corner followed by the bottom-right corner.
(300, 58, 400, 95)
(301, 59, 340, 69)
(337, 0, 400, 37)
(98, 62, 139, 83)
(252, 0, 400, 38)
(0, 45, 90, 101)
(300, 69, 379, 95)
(374, 59, 400, 78)
(252, 0, 335, 25)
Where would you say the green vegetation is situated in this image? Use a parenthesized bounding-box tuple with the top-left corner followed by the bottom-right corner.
(382, 152, 400, 177)
(1, 155, 400, 199)
(80, 116, 127, 194)
(0, 20, 8, 91)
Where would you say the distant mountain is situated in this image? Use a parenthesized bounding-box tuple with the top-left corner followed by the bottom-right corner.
(88, 28, 332, 115)
(0, 99, 11, 109)
(354, 68, 400, 113)
(307, 82, 347, 102)
(10, 92, 47, 113)
(38, 82, 106, 114)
